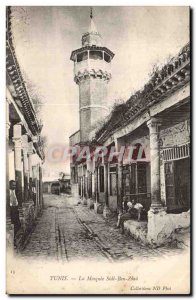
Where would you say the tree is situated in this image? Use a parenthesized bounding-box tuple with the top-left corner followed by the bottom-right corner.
(22, 72, 45, 115)
(39, 135, 47, 150)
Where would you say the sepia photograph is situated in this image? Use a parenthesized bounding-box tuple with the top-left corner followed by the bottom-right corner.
(5, 5, 191, 295)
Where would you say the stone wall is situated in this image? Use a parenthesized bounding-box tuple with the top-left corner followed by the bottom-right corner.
(15, 202, 40, 250)
(79, 77, 108, 141)
(160, 120, 190, 148)
(124, 210, 190, 247)
(147, 209, 190, 247)
(124, 220, 147, 244)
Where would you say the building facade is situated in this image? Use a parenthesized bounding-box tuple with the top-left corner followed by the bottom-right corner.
(43, 173, 70, 195)
(69, 12, 190, 246)
(6, 7, 45, 251)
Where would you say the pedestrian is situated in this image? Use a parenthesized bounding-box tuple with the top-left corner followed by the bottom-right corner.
(122, 195, 129, 212)
(9, 180, 21, 239)
(32, 181, 36, 206)
(133, 202, 143, 222)
(117, 200, 135, 234)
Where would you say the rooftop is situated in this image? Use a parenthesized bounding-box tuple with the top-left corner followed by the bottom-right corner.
(6, 7, 45, 159)
(93, 42, 190, 144)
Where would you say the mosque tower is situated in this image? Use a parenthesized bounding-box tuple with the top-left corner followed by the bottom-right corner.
(70, 8, 115, 142)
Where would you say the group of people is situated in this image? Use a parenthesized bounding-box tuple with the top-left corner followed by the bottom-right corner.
(117, 196, 144, 233)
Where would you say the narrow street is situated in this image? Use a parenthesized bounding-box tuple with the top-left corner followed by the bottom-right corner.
(18, 194, 184, 262)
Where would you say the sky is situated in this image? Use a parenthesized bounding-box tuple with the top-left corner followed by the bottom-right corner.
(11, 6, 189, 175)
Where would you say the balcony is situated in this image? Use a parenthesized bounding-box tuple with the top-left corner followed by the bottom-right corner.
(74, 58, 111, 76)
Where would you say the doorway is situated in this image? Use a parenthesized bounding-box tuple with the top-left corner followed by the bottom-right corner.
(165, 157, 190, 213)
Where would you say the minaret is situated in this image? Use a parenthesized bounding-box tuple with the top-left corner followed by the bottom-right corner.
(70, 8, 115, 142)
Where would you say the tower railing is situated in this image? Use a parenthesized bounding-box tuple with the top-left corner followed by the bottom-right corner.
(74, 58, 111, 76)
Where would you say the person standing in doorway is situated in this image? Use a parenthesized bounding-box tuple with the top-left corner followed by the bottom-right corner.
(9, 180, 21, 238)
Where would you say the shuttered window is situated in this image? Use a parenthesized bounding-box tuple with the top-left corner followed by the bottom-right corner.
(99, 166, 104, 193)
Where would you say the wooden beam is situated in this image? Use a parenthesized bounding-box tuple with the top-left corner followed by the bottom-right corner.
(6, 87, 33, 140)
(103, 83, 190, 146)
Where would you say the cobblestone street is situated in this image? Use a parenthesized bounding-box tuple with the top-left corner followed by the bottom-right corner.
(19, 194, 186, 262)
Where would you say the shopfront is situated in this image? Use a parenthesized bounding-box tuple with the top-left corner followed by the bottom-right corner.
(163, 143, 190, 213)
(122, 162, 151, 211)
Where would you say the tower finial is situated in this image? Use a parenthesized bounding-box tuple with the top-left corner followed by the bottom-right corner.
(90, 7, 93, 19)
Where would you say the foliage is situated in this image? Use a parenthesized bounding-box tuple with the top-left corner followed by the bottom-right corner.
(94, 43, 190, 142)
(39, 135, 47, 149)
(22, 71, 45, 115)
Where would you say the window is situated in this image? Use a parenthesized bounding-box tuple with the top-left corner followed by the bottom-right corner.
(162, 142, 190, 161)
(174, 158, 190, 210)
(72, 167, 78, 184)
(99, 166, 104, 193)
(137, 163, 147, 193)
(129, 163, 147, 194)
(122, 165, 130, 195)
(104, 52, 111, 63)
(165, 161, 175, 209)
(130, 164, 136, 194)
(78, 178, 81, 196)
(77, 51, 88, 62)
(88, 173, 92, 198)
(89, 50, 103, 60)
(165, 158, 190, 213)
(84, 177, 87, 198)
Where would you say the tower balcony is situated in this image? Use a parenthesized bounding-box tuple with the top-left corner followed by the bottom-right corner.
(74, 58, 111, 78)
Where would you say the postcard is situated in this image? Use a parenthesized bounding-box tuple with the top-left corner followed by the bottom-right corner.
(6, 6, 191, 295)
